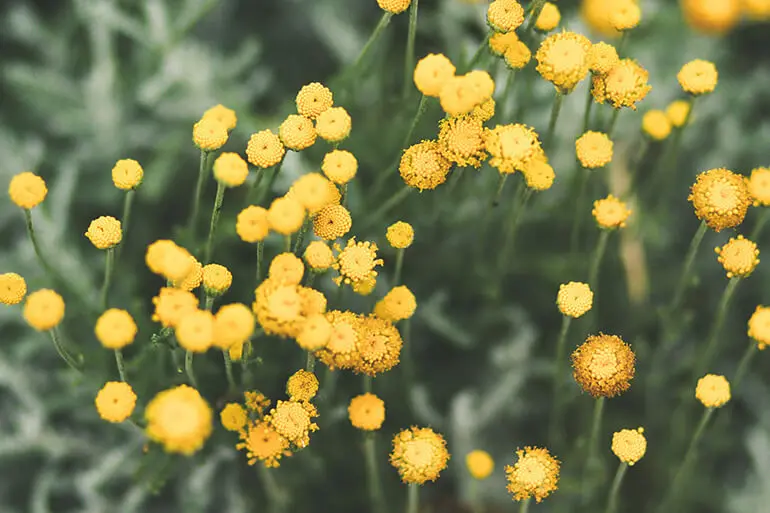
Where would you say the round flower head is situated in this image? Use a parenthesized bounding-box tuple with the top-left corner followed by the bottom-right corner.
(612, 427, 646, 465)
(145, 384, 213, 455)
(666, 100, 691, 127)
(289, 173, 334, 214)
(489, 32, 521, 56)
(572, 334, 636, 397)
(413, 53, 456, 98)
(156, 244, 194, 283)
(304, 241, 335, 271)
(472, 98, 496, 122)
(297, 313, 332, 351)
(353, 276, 377, 296)
(220, 403, 247, 432)
(484, 124, 543, 175)
(95, 309, 137, 349)
(333, 238, 383, 287)
(269, 253, 305, 285)
(400, 140, 453, 190)
(175, 309, 215, 353)
(557, 282, 593, 318)
(522, 158, 556, 191)
(601, 59, 651, 110)
(296, 82, 333, 119)
(387, 221, 414, 249)
(390, 426, 450, 484)
(748, 167, 770, 206)
(111, 159, 143, 190)
(505, 446, 560, 502)
(279, 114, 317, 151)
(237, 421, 291, 468)
(642, 110, 672, 140)
(246, 130, 285, 169)
(695, 374, 731, 408)
(85, 216, 122, 250)
(439, 75, 480, 117)
(315, 311, 361, 370)
(466, 450, 494, 480)
(322, 150, 358, 184)
(0, 273, 26, 305)
(536, 31, 592, 93)
(203, 263, 233, 296)
(152, 287, 199, 328)
(286, 369, 319, 402)
(715, 236, 759, 278)
(213, 152, 249, 187)
(587, 42, 619, 75)
(576, 131, 613, 169)
(743, 0, 770, 20)
(535, 3, 561, 31)
(237, 205, 270, 243)
(374, 285, 417, 322)
(313, 204, 352, 240)
(438, 115, 487, 169)
(502, 41, 532, 69)
(487, 0, 525, 33)
(593, 194, 632, 229)
(24, 289, 65, 331)
(682, 0, 741, 34)
(581, 0, 623, 36)
(354, 315, 403, 376)
(202, 104, 237, 131)
(316, 107, 352, 143)
(174, 256, 202, 291)
(213, 303, 255, 350)
(377, 0, 411, 14)
(348, 393, 386, 431)
(466, 70, 495, 104)
(748, 306, 770, 350)
(268, 196, 305, 235)
(689, 168, 752, 232)
(609, 0, 641, 30)
(193, 117, 228, 151)
(678, 59, 718, 95)
(95, 381, 137, 423)
(252, 279, 326, 339)
(266, 399, 319, 448)
(9, 172, 47, 209)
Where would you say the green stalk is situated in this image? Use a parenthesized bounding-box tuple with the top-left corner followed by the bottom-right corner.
(523, 0, 548, 37)
(203, 181, 226, 265)
(548, 316, 573, 444)
(463, 32, 491, 72)
(693, 278, 741, 380)
(293, 219, 310, 255)
(363, 375, 373, 394)
(188, 150, 211, 239)
(616, 32, 629, 57)
(751, 208, 770, 240)
(50, 326, 83, 372)
(588, 230, 610, 290)
(114, 348, 127, 381)
(406, 483, 419, 513)
(116, 189, 135, 260)
(656, 97, 696, 206)
(582, 81, 594, 132)
(582, 397, 606, 497)
(306, 352, 316, 372)
(544, 90, 564, 150)
(569, 168, 590, 257)
(733, 341, 758, 390)
(668, 220, 708, 314)
(364, 433, 388, 513)
(284, 235, 291, 253)
(222, 349, 237, 395)
(185, 350, 198, 388)
(519, 497, 531, 513)
(361, 185, 412, 230)
(394, 248, 405, 286)
(24, 209, 58, 284)
(100, 247, 115, 310)
(256, 241, 265, 283)
(256, 159, 285, 206)
(402, 0, 419, 99)
(244, 168, 266, 207)
(258, 464, 289, 513)
(353, 13, 393, 71)
(624, 138, 650, 198)
(501, 70, 518, 121)
(492, 174, 509, 207)
(606, 108, 621, 138)
(604, 463, 629, 513)
(498, 186, 532, 272)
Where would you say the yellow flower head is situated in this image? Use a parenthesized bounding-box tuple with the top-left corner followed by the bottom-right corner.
(414, 53, 456, 97)
(400, 140, 453, 190)
(557, 282, 593, 318)
(95, 381, 137, 423)
(387, 221, 415, 249)
(348, 393, 386, 431)
(748, 306, 770, 350)
(611, 427, 646, 465)
(487, 0, 525, 33)
(213, 303, 255, 350)
(439, 75, 481, 117)
(246, 130, 285, 169)
(245, 391, 271, 414)
(489, 32, 520, 56)
(576, 131, 613, 168)
(313, 204, 353, 240)
(666, 100, 691, 127)
(466, 450, 494, 480)
(297, 313, 332, 351)
(85, 216, 122, 250)
(0, 273, 27, 305)
(237, 205, 270, 243)
(354, 315, 403, 376)
(296, 82, 334, 120)
(111, 159, 143, 190)
(678, 59, 718, 95)
(748, 167, 770, 206)
(175, 309, 215, 353)
(353, 276, 378, 296)
(522, 157, 556, 191)
(536, 31, 593, 93)
(438, 115, 487, 168)
(315, 310, 361, 370)
(286, 369, 319, 402)
(572, 333, 636, 397)
(289, 173, 334, 214)
(237, 421, 291, 468)
(715, 235, 760, 279)
(252, 279, 325, 339)
(682, 0, 741, 34)
(316, 107, 352, 143)
(156, 243, 194, 283)
(609, 0, 641, 30)
(536, 3, 561, 32)
(472, 98, 496, 122)
(268, 196, 306, 235)
(24, 289, 65, 331)
(466, 70, 495, 104)
(304, 241, 335, 271)
(279, 114, 317, 151)
(587, 42, 620, 75)
(390, 426, 450, 484)
(743, 0, 770, 20)
(689, 168, 752, 231)
(505, 446, 560, 502)
(322, 149, 358, 184)
(213, 152, 249, 187)
(642, 110, 672, 140)
(145, 384, 213, 455)
(95, 309, 137, 349)
(193, 117, 228, 151)
(173, 256, 203, 292)
(220, 403, 247, 432)
(593, 194, 632, 229)
(202, 104, 237, 131)
(581, 0, 623, 37)
(374, 285, 417, 322)
(152, 287, 199, 328)
(269, 253, 305, 285)
(377, 0, 411, 14)
(695, 374, 731, 408)
(333, 238, 383, 287)
(484, 124, 543, 175)
(202, 263, 232, 296)
(145, 239, 176, 274)
(266, 399, 319, 448)
(600, 59, 651, 110)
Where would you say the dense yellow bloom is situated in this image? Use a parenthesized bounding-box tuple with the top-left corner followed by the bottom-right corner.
(279, 114, 317, 151)
(333, 238, 383, 287)
(268, 196, 305, 235)
(581, 0, 623, 37)
(695, 374, 731, 408)
(0, 273, 27, 305)
(611, 427, 646, 465)
(413, 53, 456, 97)
(587, 42, 619, 75)
(689, 168, 752, 232)
(175, 309, 215, 353)
(489, 32, 520, 56)
(387, 221, 414, 249)
(536, 3, 561, 31)
(156, 243, 194, 283)
(466, 450, 494, 480)
(193, 118, 228, 151)
(593, 195, 632, 229)
(557, 282, 593, 318)
(266, 399, 319, 448)
(286, 369, 319, 402)
(598, 59, 651, 110)
(145, 385, 213, 455)
(237, 421, 291, 468)
(438, 115, 487, 168)
(85, 216, 122, 250)
(572, 333, 636, 397)
(390, 427, 450, 484)
(296, 82, 334, 119)
(213, 152, 249, 187)
(246, 130, 285, 168)
(484, 124, 543, 175)
(505, 447, 560, 502)
(245, 391, 271, 414)
(439, 75, 480, 117)
(322, 150, 358, 184)
(642, 110, 672, 140)
(201, 264, 231, 296)
(472, 98, 496, 122)
(678, 60, 718, 95)
(220, 403, 247, 432)
(353, 277, 377, 296)
(304, 241, 335, 271)
(202, 104, 237, 131)
(374, 286, 417, 322)
(269, 253, 305, 285)
(315, 310, 361, 370)
(213, 303, 255, 350)
(348, 393, 386, 431)
(354, 315, 403, 376)
(467, 70, 495, 104)
(152, 287, 199, 328)
(289, 173, 334, 214)
(174, 256, 203, 291)
(313, 204, 353, 240)
(748, 167, 770, 206)
(95, 381, 137, 423)
(252, 279, 326, 338)
(666, 100, 691, 127)
(111, 159, 144, 190)
(95, 309, 137, 349)
(316, 107, 352, 142)
(522, 158, 555, 191)
(237, 205, 270, 243)
(487, 0, 525, 32)
(536, 31, 592, 93)
(576, 131, 613, 168)
(609, 0, 641, 30)
(399, 140, 453, 190)
(748, 306, 770, 350)
(682, 0, 741, 34)
(24, 289, 65, 331)
(296, 313, 332, 351)
(377, 0, 411, 14)
(743, 0, 770, 19)
(715, 236, 760, 278)
(145, 239, 176, 275)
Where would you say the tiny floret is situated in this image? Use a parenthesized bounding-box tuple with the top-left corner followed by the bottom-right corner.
(286, 369, 319, 402)
(593, 194, 632, 229)
(348, 393, 386, 431)
(315, 107, 352, 143)
(557, 282, 593, 318)
(0, 273, 27, 305)
(322, 150, 358, 184)
(193, 117, 228, 151)
(689, 168, 752, 232)
(246, 130, 285, 169)
(695, 374, 731, 408)
(535, 3, 561, 32)
(572, 333, 636, 398)
(390, 426, 450, 484)
(666, 100, 691, 127)
(576, 131, 613, 168)
(387, 221, 414, 249)
(145, 384, 213, 455)
(203, 263, 233, 295)
(413, 53, 456, 98)
(715, 236, 759, 279)
(748, 167, 770, 207)
(333, 238, 383, 287)
(505, 446, 560, 502)
(9, 172, 47, 209)
(400, 140, 453, 190)
(267, 196, 306, 235)
(609, 0, 641, 30)
(487, 0, 525, 33)
(377, 0, 412, 14)
(95, 381, 137, 423)
(85, 216, 122, 250)
(237, 205, 270, 243)
(313, 204, 353, 240)
(678, 60, 718, 96)
(220, 403, 248, 432)
(111, 159, 144, 190)
(279, 114, 317, 151)
(642, 110, 672, 141)
(95, 309, 137, 349)
(536, 31, 592, 93)
(304, 241, 335, 271)
(202, 104, 237, 131)
(213, 152, 249, 187)
(296, 83, 334, 119)
(24, 289, 65, 331)
(611, 427, 647, 465)
(269, 253, 305, 285)
(748, 306, 770, 350)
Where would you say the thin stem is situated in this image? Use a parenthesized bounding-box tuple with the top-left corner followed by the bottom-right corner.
(394, 249, 405, 286)
(548, 316, 573, 445)
(406, 483, 419, 513)
(185, 350, 198, 387)
(306, 352, 316, 372)
(582, 82, 594, 132)
(669, 220, 708, 314)
(256, 160, 285, 206)
(401, 94, 429, 151)
(256, 241, 265, 283)
(204, 295, 215, 312)
(258, 464, 288, 513)
(364, 433, 388, 513)
(362, 186, 412, 230)
(222, 349, 237, 395)
(114, 348, 127, 381)
(100, 247, 115, 310)
(463, 32, 491, 72)
(293, 219, 310, 255)
(733, 341, 758, 390)
(545, 90, 564, 150)
(582, 396, 605, 497)
(498, 186, 532, 271)
(616, 31, 629, 57)
(116, 189, 135, 260)
(501, 70, 517, 121)
(606, 108, 621, 138)
(588, 229, 610, 290)
(402, 0, 419, 99)
(245, 168, 266, 207)
(519, 497, 531, 513)
(750, 208, 770, 240)
(284, 234, 292, 253)
(693, 278, 741, 379)
(569, 168, 590, 257)
(49, 327, 82, 372)
(24, 209, 57, 281)
(492, 174, 509, 207)
(523, 0, 548, 37)
(204, 181, 226, 265)
(604, 463, 629, 513)
(353, 13, 393, 71)
(624, 138, 650, 198)
(188, 150, 211, 239)
(363, 375, 373, 394)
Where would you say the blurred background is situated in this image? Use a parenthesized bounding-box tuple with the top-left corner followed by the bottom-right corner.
(1, 0, 769, 512)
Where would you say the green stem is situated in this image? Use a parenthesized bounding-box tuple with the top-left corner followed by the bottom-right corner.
(624, 138, 650, 198)
(204, 181, 226, 265)
(116, 189, 135, 260)
(501, 70, 518, 121)
(548, 316, 573, 444)
(188, 150, 211, 239)
(492, 174, 509, 207)
(569, 168, 590, 257)
(545, 91, 564, 150)
(256, 241, 265, 283)
(364, 433, 388, 513)
(114, 348, 127, 381)
(394, 248, 405, 286)
(498, 186, 532, 271)
(693, 278, 741, 380)
(284, 234, 292, 253)
(606, 108, 621, 138)
(669, 220, 708, 314)
(245, 168, 266, 207)
(306, 352, 316, 372)
(406, 483, 419, 513)
(616, 31, 629, 57)
(523, 0, 548, 37)
(185, 350, 198, 387)
(256, 160, 285, 206)
(733, 341, 758, 390)
(582, 397, 606, 497)
(293, 219, 310, 255)
(362, 186, 412, 230)
(463, 32, 491, 72)
(605, 463, 629, 513)
(50, 327, 82, 372)
(222, 349, 237, 395)
(204, 295, 215, 312)
(588, 229, 610, 290)
(258, 464, 288, 513)
(750, 208, 770, 240)
(582, 82, 594, 132)
(402, 0, 419, 99)
(352, 12, 393, 71)
(100, 247, 115, 310)
(519, 497, 531, 513)
(363, 374, 373, 394)
(24, 209, 58, 283)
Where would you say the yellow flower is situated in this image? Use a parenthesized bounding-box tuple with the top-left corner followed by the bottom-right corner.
(286, 369, 319, 402)
(316, 107, 352, 143)
(689, 168, 752, 232)
(374, 285, 417, 322)
(593, 194, 632, 229)
(145, 384, 213, 455)
(399, 140, 453, 190)
(267, 196, 306, 235)
(600, 59, 651, 110)
(581, 0, 623, 37)
(269, 253, 305, 285)
(642, 110, 672, 140)
(213, 303, 255, 350)
(315, 310, 361, 370)
(174, 256, 203, 291)
(678, 59, 718, 95)
(176, 309, 215, 353)
(111, 159, 144, 190)
(289, 173, 334, 214)
(439, 75, 480, 117)
(536, 31, 592, 93)
(237, 421, 291, 468)
(572, 333, 636, 397)
(95, 381, 137, 423)
(715, 236, 760, 279)
(213, 152, 249, 187)
(304, 241, 335, 271)
(536, 3, 561, 31)
(322, 150, 358, 184)
(266, 399, 319, 448)
(95, 309, 137, 349)
(24, 289, 65, 331)
(156, 243, 194, 283)
(313, 204, 353, 240)
(505, 446, 560, 502)
(487, 0, 525, 33)
(557, 282, 593, 318)
(246, 130, 285, 169)
(413, 53, 456, 97)
(203, 263, 233, 296)
(296, 82, 334, 119)
(85, 216, 122, 250)
(245, 391, 271, 414)
(152, 287, 199, 328)
(220, 403, 247, 432)
(611, 427, 646, 465)
(279, 114, 317, 151)
(202, 104, 237, 131)
(666, 100, 691, 127)
(695, 374, 731, 408)
(237, 205, 270, 243)
(609, 0, 641, 30)
(466, 450, 494, 480)
(390, 426, 450, 484)
(386, 222, 414, 250)
(438, 115, 487, 168)
(377, 0, 412, 14)
(484, 124, 543, 175)
(743, 0, 770, 19)
(587, 42, 619, 75)
(252, 279, 326, 339)
(576, 131, 613, 168)
(472, 98, 496, 122)
(297, 313, 332, 351)
(333, 238, 383, 286)
(682, 0, 741, 34)
(748, 306, 770, 350)
(144, 239, 176, 274)
(0, 273, 26, 305)
(354, 315, 403, 376)
(353, 276, 378, 296)
(522, 158, 556, 191)
(348, 393, 386, 431)
(748, 167, 770, 206)
(9, 172, 47, 209)
(489, 32, 520, 56)
(193, 117, 228, 151)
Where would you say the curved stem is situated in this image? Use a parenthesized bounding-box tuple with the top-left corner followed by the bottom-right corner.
(548, 316, 573, 444)
(588, 229, 610, 290)
(364, 433, 388, 513)
(204, 181, 226, 265)
(50, 327, 82, 372)
(188, 150, 211, 239)
(519, 497, 531, 513)
(244, 168, 266, 207)
(394, 249, 405, 286)
(256, 160, 285, 206)
(669, 220, 708, 314)
(353, 13, 393, 71)
(24, 209, 58, 283)
(222, 349, 237, 395)
(116, 189, 135, 260)
(582, 83, 594, 133)
(463, 32, 491, 72)
(256, 241, 265, 284)
(544, 90, 564, 150)
(406, 483, 419, 513)
(606, 108, 621, 138)
(581, 397, 605, 498)
(185, 350, 198, 388)
(733, 341, 758, 390)
(402, 0, 419, 99)
(750, 208, 770, 240)
(100, 247, 115, 310)
(114, 348, 127, 381)
(604, 463, 628, 513)
(569, 168, 590, 257)
(693, 278, 741, 380)
(523, 0, 548, 37)
(492, 174, 509, 207)
(362, 186, 412, 230)
(498, 187, 532, 272)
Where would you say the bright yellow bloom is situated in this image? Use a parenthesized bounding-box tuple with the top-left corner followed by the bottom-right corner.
(689, 168, 752, 232)
(220, 403, 247, 432)
(466, 450, 494, 480)
(484, 124, 543, 175)
(522, 158, 556, 191)
(296, 313, 332, 351)
(252, 279, 326, 339)
(279, 114, 317, 151)
(286, 369, 319, 402)
(505, 447, 560, 502)
(202, 104, 237, 131)
(296, 82, 334, 119)
(333, 238, 383, 287)
(695, 374, 731, 408)
(85, 216, 122, 250)
(557, 282, 593, 318)
(246, 130, 285, 168)
(576, 131, 613, 168)
(145, 239, 176, 275)
(666, 100, 691, 127)
(374, 285, 417, 322)
(348, 393, 386, 431)
(354, 315, 403, 376)
(353, 276, 378, 296)
(267, 196, 305, 235)
(315, 107, 352, 143)
(315, 311, 361, 370)
(536, 3, 561, 31)
(377, 0, 411, 14)
(244, 391, 271, 414)
(237, 205, 270, 243)
(95, 381, 137, 423)
(237, 421, 291, 468)
(642, 110, 672, 140)
(587, 42, 619, 75)
(387, 221, 414, 249)
(152, 287, 199, 328)
(269, 253, 305, 285)
(487, 0, 525, 32)
(611, 427, 646, 465)
(111, 159, 143, 190)
(413, 53, 456, 97)
(266, 399, 319, 448)
(156, 243, 194, 283)
(682, 0, 741, 34)
(748, 167, 770, 206)
(192, 117, 228, 151)
(581, 0, 623, 37)
(439, 75, 481, 117)
(748, 306, 770, 350)
(289, 173, 335, 214)
(202, 263, 232, 296)
(400, 140, 453, 190)
(609, 0, 641, 30)
(213, 152, 249, 187)
(24, 289, 65, 331)
(0, 273, 26, 305)
(599, 59, 651, 110)
(715, 236, 760, 279)
(742, 0, 770, 19)
(536, 31, 592, 93)
(174, 256, 203, 291)
(95, 309, 137, 349)
(678, 59, 718, 95)
(213, 303, 255, 350)
(313, 204, 353, 240)
(390, 426, 450, 484)
(593, 194, 632, 229)
(322, 150, 358, 184)
(438, 115, 487, 168)
(304, 241, 335, 271)
(472, 98, 496, 122)
(145, 384, 213, 455)
(572, 333, 636, 397)
(489, 32, 520, 56)
(175, 309, 215, 353)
